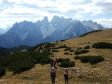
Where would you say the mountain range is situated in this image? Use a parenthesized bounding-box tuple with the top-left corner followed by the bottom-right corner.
(0, 28, 7, 35)
(0, 16, 104, 48)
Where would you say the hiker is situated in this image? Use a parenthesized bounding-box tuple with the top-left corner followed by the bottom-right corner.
(51, 67, 56, 84)
(53, 58, 57, 69)
(64, 69, 69, 84)
(50, 58, 57, 69)
(51, 58, 54, 68)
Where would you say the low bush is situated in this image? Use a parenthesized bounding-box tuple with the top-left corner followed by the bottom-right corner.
(0, 47, 9, 56)
(57, 58, 69, 63)
(29, 43, 46, 51)
(70, 53, 72, 55)
(77, 47, 82, 50)
(75, 49, 89, 55)
(84, 45, 90, 49)
(0, 67, 5, 77)
(92, 42, 112, 49)
(44, 43, 55, 48)
(64, 52, 69, 55)
(70, 50, 74, 52)
(52, 49, 59, 52)
(59, 58, 75, 68)
(53, 45, 70, 49)
(78, 55, 104, 64)
(0, 47, 51, 74)
(30, 52, 51, 64)
(64, 47, 71, 51)
(74, 56, 80, 59)
(8, 58, 35, 74)
(70, 61, 75, 66)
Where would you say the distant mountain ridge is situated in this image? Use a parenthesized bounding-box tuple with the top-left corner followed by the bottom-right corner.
(0, 28, 7, 35)
(0, 16, 104, 48)
(0, 21, 43, 48)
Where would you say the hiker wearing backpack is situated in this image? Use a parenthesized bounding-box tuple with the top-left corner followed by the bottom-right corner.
(51, 67, 56, 84)
(50, 58, 57, 69)
(64, 69, 69, 84)
(54, 58, 57, 69)
(51, 58, 54, 68)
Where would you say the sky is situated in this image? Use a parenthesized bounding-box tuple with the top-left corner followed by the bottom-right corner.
(0, 0, 112, 29)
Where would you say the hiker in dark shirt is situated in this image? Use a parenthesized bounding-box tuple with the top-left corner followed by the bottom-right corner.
(53, 58, 57, 69)
(51, 58, 57, 69)
(64, 69, 69, 84)
(51, 67, 56, 84)
(51, 59, 54, 68)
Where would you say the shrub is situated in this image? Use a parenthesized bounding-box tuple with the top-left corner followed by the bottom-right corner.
(29, 49, 51, 64)
(0, 67, 5, 77)
(58, 58, 69, 63)
(70, 50, 74, 52)
(7, 49, 51, 74)
(75, 49, 89, 55)
(89, 56, 104, 64)
(0, 56, 9, 66)
(70, 61, 75, 66)
(59, 58, 75, 68)
(74, 56, 80, 59)
(0, 42, 52, 74)
(64, 48, 71, 51)
(8, 58, 35, 74)
(0, 48, 51, 74)
(52, 49, 59, 52)
(92, 42, 112, 49)
(79, 56, 89, 63)
(77, 47, 82, 50)
(64, 52, 69, 55)
(0, 47, 9, 56)
(70, 54, 72, 55)
(57, 45, 70, 49)
(84, 45, 90, 49)
(79, 55, 104, 64)
(29, 43, 46, 51)
(44, 43, 55, 48)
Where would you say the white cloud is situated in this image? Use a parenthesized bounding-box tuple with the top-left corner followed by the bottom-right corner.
(95, 19, 112, 28)
(0, 0, 2, 4)
(0, 0, 112, 28)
